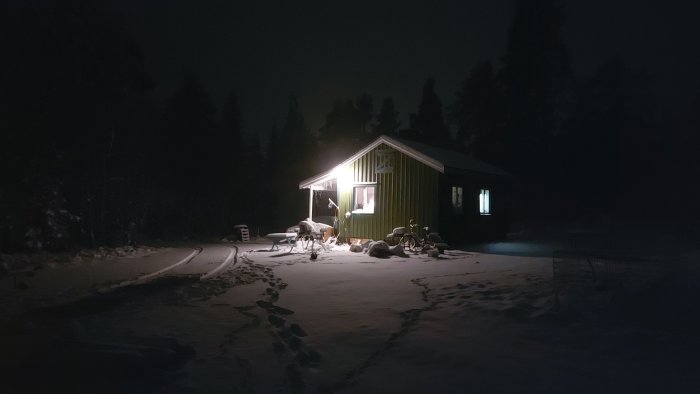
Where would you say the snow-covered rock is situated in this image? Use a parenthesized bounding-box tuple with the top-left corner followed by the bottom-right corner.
(390, 244, 408, 258)
(350, 244, 363, 253)
(367, 241, 390, 258)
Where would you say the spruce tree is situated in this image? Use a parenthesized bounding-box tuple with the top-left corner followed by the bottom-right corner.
(355, 93, 374, 138)
(161, 71, 217, 234)
(501, 0, 574, 218)
(449, 62, 504, 162)
(375, 97, 401, 137)
(410, 78, 452, 147)
(221, 88, 243, 157)
(276, 94, 312, 228)
(502, 0, 574, 173)
(218, 88, 244, 232)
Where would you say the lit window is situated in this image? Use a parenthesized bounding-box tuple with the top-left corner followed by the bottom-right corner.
(353, 185, 375, 214)
(451, 186, 463, 214)
(479, 189, 490, 215)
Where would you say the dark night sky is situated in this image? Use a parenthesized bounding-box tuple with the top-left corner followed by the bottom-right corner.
(113, 0, 700, 138)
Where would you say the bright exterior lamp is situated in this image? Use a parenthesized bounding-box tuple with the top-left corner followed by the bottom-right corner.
(333, 165, 353, 190)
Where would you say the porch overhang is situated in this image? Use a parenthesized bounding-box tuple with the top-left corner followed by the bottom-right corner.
(299, 171, 337, 190)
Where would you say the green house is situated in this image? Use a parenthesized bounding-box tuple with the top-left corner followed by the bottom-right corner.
(299, 135, 510, 243)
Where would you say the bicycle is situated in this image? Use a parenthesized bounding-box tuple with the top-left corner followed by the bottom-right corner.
(399, 219, 432, 253)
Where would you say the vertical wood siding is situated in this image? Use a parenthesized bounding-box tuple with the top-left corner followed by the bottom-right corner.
(338, 143, 439, 240)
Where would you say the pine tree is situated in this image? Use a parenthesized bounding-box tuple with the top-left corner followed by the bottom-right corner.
(275, 94, 312, 228)
(264, 123, 282, 231)
(567, 59, 661, 218)
(217, 88, 244, 233)
(410, 78, 452, 147)
(500, 0, 575, 218)
(317, 94, 377, 166)
(1, 0, 153, 248)
(319, 94, 375, 143)
(449, 62, 504, 162)
(221, 88, 243, 156)
(502, 0, 574, 173)
(319, 100, 351, 142)
(161, 70, 217, 235)
(374, 97, 401, 137)
(355, 93, 374, 137)
(240, 132, 265, 234)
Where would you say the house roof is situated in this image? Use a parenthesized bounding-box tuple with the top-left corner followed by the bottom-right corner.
(299, 135, 510, 189)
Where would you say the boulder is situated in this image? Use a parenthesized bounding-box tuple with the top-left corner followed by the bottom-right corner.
(389, 244, 408, 258)
(391, 227, 406, 236)
(350, 244, 363, 253)
(434, 243, 449, 254)
(367, 241, 391, 258)
(428, 232, 444, 243)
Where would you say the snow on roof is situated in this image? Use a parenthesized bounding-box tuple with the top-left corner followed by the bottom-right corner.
(299, 135, 510, 189)
(391, 137, 511, 177)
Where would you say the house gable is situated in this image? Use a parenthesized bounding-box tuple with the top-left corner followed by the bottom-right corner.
(299, 135, 444, 190)
(330, 143, 440, 241)
(299, 135, 508, 190)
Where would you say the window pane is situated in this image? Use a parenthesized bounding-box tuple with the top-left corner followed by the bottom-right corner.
(484, 189, 489, 213)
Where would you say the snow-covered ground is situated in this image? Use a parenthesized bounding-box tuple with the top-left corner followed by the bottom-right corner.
(1, 241, 699, 393)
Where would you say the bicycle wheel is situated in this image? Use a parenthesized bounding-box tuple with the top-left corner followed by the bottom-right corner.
(398, 235, 410, 251)
(407, 235, 418, 253)
(398, 235, 408, 249)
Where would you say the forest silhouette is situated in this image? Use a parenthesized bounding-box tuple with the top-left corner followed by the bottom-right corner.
(1, 0, 696, 252)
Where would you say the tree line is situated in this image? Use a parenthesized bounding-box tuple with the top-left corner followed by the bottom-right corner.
(1, 0, 697, 252)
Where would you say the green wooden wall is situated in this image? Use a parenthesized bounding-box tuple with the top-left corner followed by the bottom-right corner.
(337, 143, 440, 240)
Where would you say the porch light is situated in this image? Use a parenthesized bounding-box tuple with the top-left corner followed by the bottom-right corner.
(333, 165, 353, 190)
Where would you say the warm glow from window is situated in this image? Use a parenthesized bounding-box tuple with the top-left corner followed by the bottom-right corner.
(452, 186, 463, 214)
(353, 185, 375, 214)
(479, 189, 490, 215)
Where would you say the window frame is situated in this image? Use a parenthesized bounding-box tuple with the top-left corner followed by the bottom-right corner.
(451, 186, 463, 214)
(479, 188, 491, 215)
(352, 184, 377, 215)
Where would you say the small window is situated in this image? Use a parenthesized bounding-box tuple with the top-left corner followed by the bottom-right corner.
(451, 186, 463, 214)
(479, 189, 490, 215)
(353, 185, 375, 214)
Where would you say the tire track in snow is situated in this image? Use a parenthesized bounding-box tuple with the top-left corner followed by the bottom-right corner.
(200, 246, 238, 280)
(100, 247, 203, 292)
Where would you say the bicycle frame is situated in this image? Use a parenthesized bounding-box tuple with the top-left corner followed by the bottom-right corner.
(399, 219, 431, 253)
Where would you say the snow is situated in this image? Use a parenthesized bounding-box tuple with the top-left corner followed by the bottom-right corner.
(1, 241, 699, 392)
